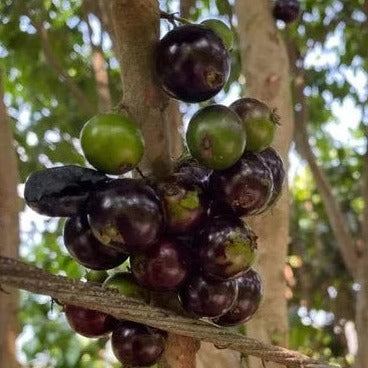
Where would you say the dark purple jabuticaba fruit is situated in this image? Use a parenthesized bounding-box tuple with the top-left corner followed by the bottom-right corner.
(196, 215, 257, 280)
(63, 215, 128, 270)
(210, 151, 273, 216)
(24, 165, 108, 217)
(273, 0, 300, 24)
(156, 24, 230, 103)
(179, 274, 238, 318)
(257, 147, 285, 207)
(65, 304, 117, 338)
(175, 159, 212, 189)
(87, 179, 163, 253)
(112, 321, 167, 367)
(131, 238, 190, 292)
(213, 268, 263, 326)
(156, 173, 208, 234)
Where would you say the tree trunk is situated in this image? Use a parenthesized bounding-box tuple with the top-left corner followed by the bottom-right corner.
(235, 1, 294, 367)
(106, 1, 198, 367)
(0, 73, 20, 368)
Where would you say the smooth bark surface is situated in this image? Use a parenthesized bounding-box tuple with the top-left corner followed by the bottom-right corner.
(235, 1, 294, 367)
(0, 73, 20, 368)
(106, 1, 197, 367)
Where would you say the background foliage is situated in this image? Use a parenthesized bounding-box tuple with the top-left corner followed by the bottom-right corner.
(1, 0, 366, 366)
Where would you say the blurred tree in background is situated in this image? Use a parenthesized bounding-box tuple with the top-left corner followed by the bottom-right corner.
(0, 0, 367, 367)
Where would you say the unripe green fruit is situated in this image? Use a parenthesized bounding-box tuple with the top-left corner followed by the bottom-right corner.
(80, 113, 144, 175)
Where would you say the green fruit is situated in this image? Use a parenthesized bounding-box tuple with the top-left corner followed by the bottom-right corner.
(86, 270, 109, 283)
(186, 105, 246, 170)
(230, 98, 278, 152)
(103, 271, 150, 302)
(80, 113, 144, 175)
(201, 19, 234, 50)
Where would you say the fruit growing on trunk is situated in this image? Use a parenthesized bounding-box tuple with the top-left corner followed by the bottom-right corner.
(210, 151, 273, 216)
(103, 271, 150, 302)
(257, 147, 285, 207)
(87, 179, 163, 252)
(175, 158, 212, 189)
(156, 24, 230, 102)
(213, 268, 263, 326)
(112, 321, 167, 367)
(273, 0, 300, 24)
(196, 215, 257, 280)
(230, 98, 278, 152)
(24, 165, 107, 217)
(80, 113, 144, 175)
(186, 104, 246, 170)
(63, 215, 128, 270)
(131, 238, 190, 292)
(64, 304, 116, 338)
(156, 173, 208, 234)
(179, 274, 238, 317)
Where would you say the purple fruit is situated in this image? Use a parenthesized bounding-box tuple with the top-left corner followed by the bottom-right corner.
(112, 321, 167, 367)
(273, 0, 300, 24)
(65, 304, 116, 338)
(197, 215, 257, 280)
(63, 215, 128, 270)
(179, 274, 238, 318)
(213, 268, 263, 326)
(156, 24, 230, 103)
(175, 159, 212, 189)
(131, 238, 190, 292)
(257, 147, 285, 207)
(87, 179, 163, 253)
(156, 173, 208, 234)
(210, 151, 273, 216)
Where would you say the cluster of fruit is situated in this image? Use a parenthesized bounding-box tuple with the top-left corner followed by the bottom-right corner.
(23, 14, 287, 368)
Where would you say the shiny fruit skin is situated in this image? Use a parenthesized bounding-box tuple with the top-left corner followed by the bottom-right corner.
(156, 24, 230, 103)
(257, 147, 285, 207)
(24, 165, 107, 217)
(186, 105, 246, 170)
(131, 238, 190, 292)
(87, 179, 163, 253)
(201, 19, 233, 50)
(213, 268, 263, 326)
(63, 215, 128, 270)
(175, 159, 212, 189)
(80, 113, 144, 175)
(65, 304, 116, 338)
(230, 98, 277, 152)
(112, 321, 167, 367)
(156, 173, 208, 234)
(197, 215, 257, 280)
(103, 272, 150, 302)
(273, 0, 300, 23)
(179, 274, 238, 318)
(210, 151, 273, 216)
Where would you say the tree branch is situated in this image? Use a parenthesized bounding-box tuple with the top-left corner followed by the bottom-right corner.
(25, 8, 95, 114)
(82, 0, 112, 112)
(0, 256, 336, 368)
(286, 36, 358, 276)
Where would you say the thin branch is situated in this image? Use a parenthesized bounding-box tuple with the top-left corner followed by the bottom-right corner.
(159, 11, 192, 25)
(286, 36, 358, 276)
(22, 3, 95, 115)
(0, 256, 336, 368)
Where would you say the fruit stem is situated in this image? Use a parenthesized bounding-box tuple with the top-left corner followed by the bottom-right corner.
(159, 11, 192, 26)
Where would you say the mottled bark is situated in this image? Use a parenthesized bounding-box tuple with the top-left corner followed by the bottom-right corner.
(0, 256, 336, 368)
(105, 1, 197, 367)
(235, 1, 293, 367)
(0, 73, 20, 368)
